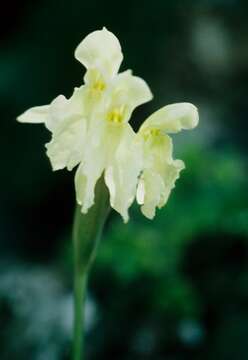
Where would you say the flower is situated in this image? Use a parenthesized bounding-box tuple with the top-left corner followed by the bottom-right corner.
(17, 28, 198, 222)
(75, 69, 152, 219)
(136, 103, 199, 219)
(105, 102, 199, 221)
(17, 28, 152, 221)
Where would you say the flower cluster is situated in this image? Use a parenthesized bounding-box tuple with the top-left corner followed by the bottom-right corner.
(18, 28, 198, 222)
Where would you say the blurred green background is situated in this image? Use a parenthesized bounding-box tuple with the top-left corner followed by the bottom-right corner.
(1, 0, 248, 359)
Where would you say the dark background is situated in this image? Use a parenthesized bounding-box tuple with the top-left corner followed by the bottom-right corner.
(1, 1, 248, 359)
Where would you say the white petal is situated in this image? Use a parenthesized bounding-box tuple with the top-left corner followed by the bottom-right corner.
(139, 170, 165, 219)
(140, 103, 199, 134)
(44, 87, 87, 171)
(75, 27, 123, 78)
(83, 69, 107, 115)
(75, 118, 109, 213)
(137, 130, 185, 219)
(46, 117, 87, 171)
(136, 177, 145, 205)
(105, 126, 142, 222)
(105, 70, 152, 124)
(112, 70, 153, 110)
(143, 133, 173, 169)
(158, 159, 185, 208)
(75, 113, 128, 214)
(46, 87, 85, 132)
(75, 142, 106, 213)
(17, 87, 85, 132)
(17, 105, 50, 124)
(139, 159, 185, 219)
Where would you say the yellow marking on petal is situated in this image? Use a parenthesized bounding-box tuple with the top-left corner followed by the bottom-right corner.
(106, 106, 126, 124)
(85, 69, 106, 94)
(92, 80, 106, 91)
(142, 127, 162, 142)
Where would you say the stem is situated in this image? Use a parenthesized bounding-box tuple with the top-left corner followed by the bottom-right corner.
(73, 271, 87, 360)
(72, 178, 109, 360)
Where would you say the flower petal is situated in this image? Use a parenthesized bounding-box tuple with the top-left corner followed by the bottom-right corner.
(137, 170, 165, 219)
(105, 126, 143, 222)
(43, 87, 87, 171)
(137, 130, 185, 219)
(75, 27, 123, 78)
(17, 105, 50, 124)
(142, 133, 173, 169)
(113, 70, 153, 108)
(75, 110, 131, 214)
(46, 87, 85, 132)
(138, 159, 184, 219)
(140, 103, 199, 134)
(75, 145, 106, 213)
(108, 70, 153, 122)
(158, 159, 185, 208)
(17, 87, 85, 133)
(46, 116, 87, 171)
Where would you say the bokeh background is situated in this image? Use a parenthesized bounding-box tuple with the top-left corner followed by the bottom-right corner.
(1, 0, 248, 359)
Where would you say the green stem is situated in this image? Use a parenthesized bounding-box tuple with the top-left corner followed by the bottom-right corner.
(72, 178, 109, 360)
(73, 272, 87, 360)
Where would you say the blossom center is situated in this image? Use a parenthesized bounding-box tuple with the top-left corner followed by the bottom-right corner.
(92, 80, 106, 91)
(85, 69, 106, 93)
(142, 127, 162, 141)
(107, 106, 125, 124)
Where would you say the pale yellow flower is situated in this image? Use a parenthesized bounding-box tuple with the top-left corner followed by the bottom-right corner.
(136, 103, 199, 219)
(17, 28, 198, 222)
(75, 69, 152, 218)
(17, 28, 153, 221)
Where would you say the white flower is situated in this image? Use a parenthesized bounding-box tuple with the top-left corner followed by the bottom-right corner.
(17, 28, 199, 222)
(17, 28, 153, 221)
(136, 103, 199, 219)
(75, 68, 152, 217)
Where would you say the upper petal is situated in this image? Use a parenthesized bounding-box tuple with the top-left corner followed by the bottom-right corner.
(112, 70, 153, 109)
(140, 103, 199, 134)
(106, 70, 153, 123)
(112, 70, 153, 111)
(75, 27, 123, 78)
